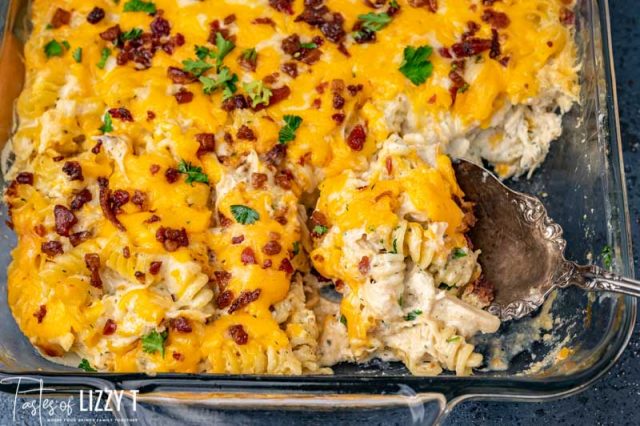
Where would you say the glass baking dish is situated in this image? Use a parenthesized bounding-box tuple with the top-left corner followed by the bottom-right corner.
(0, 0, 634, 424)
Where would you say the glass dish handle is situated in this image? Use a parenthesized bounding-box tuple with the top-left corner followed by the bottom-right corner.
(562, 261, 640, 297)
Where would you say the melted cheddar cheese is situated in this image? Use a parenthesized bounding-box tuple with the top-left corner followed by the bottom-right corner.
(4, 0, 577, 375)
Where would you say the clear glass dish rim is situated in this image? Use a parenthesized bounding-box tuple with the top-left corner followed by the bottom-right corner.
(0, 0, 634, 405)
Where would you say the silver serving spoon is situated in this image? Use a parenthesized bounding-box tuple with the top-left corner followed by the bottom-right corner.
(453, 159, 640, 321)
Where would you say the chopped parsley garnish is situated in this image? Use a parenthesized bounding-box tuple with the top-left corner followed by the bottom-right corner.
(72, 47, 82, 63)
(182, 58, 213, 77)
(399, 45, 434, 86)
(121, 28, 143, 41)
(195, 45, 212, 60)
(458, 83, 470, 93)
(390, 238, 398, 254)
(244, 81, 272, 108)
(451, 248, 467, 259)
(177, 160, 209, 185)
(438, 283, 454, 291)
(601, 245, 613, 269)
(78, 358, 97, 372)
(313, 225, 328, 235)
(62, 41, 71, 50)
(357, 12, 392, 32)
(390, 0, 399, 7)
(99, 111, 113, 133)
(230, 205, 260, 225)
(44, 40, 64, 58)
(141, 330, 168, 357)
(278, 115, 303, 144)
(123, 0, 157, 14)
(199, 66, 238, 98)
(97, 47, 111, 69)
(242, 47, 257, 61)
(299, 42, 318, 49)
(446, 336, 461, 343)
(404, 309, 423, 321)
(212, 32, 235, 69)
(46, 23, 53, 30)
(339, 314, 347, 326)
(292, 241, 300, 256)
(398, 296, 404, 307)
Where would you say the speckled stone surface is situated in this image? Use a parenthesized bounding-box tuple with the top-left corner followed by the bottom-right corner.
(0, 1, 638, 425)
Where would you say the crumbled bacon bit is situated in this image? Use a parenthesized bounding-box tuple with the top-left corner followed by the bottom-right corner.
(559, 7, 575, 26)
(131, 190, 147, 209)
(262, 240, 282, 255)
(228, 289, 261, 313)
(278, 258, 294, 274)
(86, 7, 105, 24)
(149, 261, 162, 275)
(108, 107, 134, 122)
(275, 169, 294, 190)
(281, 62, 298, 78)
(312, 98, 322, 109)
(51, 8, 71, 28)
(62, 161, 84, 181)
(461, 21, 480, 40)
(172, 352, 185, 361)
(84, 253, 103, 288)
(167, 67, 197, 84)
(165, 167, 179, 183)
(110, 190, 130, 211)
(232, 235, 245, 244)
(254, 85, 291, 111)
(346, 124, 366, 151)
(145, 214, 161, 224)
(194, 133, 215, 157)
(135, 271, 146, 283)
(467, 274, 495, 305)
(214, 270, 232, 290)
(264, 143, 287, 167)
(358, 256, 370, 275)
(216, 289, 234, 309)
(91, 141, 102, 154)
(16, 172, 34, 185)
(237, 125, 257, 141)
(170, 317, 192, 333)
(34, 225, 46, 237)
(228, 324, 248, 345)
(150, 16, 171, 37)
(253, 17, 276, 26)
(451, 37, 493, 58)
(103, 319, 117, 335)
(238, 50, 257, 72)
(54, 205, 77, 237)
(295, 2, 346, 44)
(99, 25, 121, 42)
(251, 173, 268, 189)
(385, 157, 393, 174)
(489, 28, 501, 59)
(482, 8, 510, 28)
(241, 247, 257, 265)
(219, 213, 233, 227)
(34, 305, 47, 324)
(174, 88, 194, 104)
(41, 241, 64, 257)
(156, 227, 189, 252)
(69, 231, 91, 247)
(409, 0, 438, 12)
(269, 0, 294, 14)
(98, 177, 126, 232)
(331, 113, 345, 124)
(150, 164, 161, 175)
(347, 84, 363, 96)
(147, 111, 156, 121)
(123, 246, 131, 258)
(221, 94, 250, 112)
(332, 93, 345, 109)
(263, 259, 273, 269)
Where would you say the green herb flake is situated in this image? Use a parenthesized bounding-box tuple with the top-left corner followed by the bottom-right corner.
(458, 83, 470, 93)
(78, 358, 97, 372)
(213, 32, 235, 69)
(195, 45, 212, 60)
(358, 12, 392, 32)
(62, 40, 71, 50)
(404, 309, 423, 321)
(177, 160, 209, 185)
(438, 283, 454, 291)
(398, 296, 404, 307)
(299, 42, 318, 49)
(141, 330, 168, 357)
(121, 28, 143, 41)
(390, 238, 398, 254)
(97, 47, 111, 69)
(230, 205, 260, 225)
(123, 0, 157, 14)
(313, 225, 328, 235)
(399, 45, 434, 86)
(99, 111, 113, 133)
(45, 23, 53, 30)
(447, 336, 461, 343)
(339, 314, 347, 326)
(292, 241, 300, 256)
(390, 0, 399, 8)
(452, 247, 467, 259)
(278, 115, 303, 144)
(44, 40, 64, 58)
(182, 58, 213, 77)
(244, 81, 272, 108)
(601, 245, 613, 269)
(72, 47, 83, 63)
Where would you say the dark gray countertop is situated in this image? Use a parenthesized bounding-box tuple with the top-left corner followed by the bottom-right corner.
(1, 1, 638, 424)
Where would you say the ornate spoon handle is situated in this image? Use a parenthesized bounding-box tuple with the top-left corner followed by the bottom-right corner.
(566, 262, 640, 297)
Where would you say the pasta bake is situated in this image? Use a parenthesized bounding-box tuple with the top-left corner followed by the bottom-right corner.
(2, 0, 578, 375)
